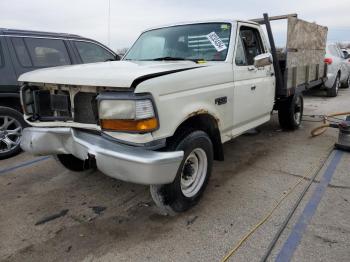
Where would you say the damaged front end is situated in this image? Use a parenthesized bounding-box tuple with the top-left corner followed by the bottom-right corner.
(19, 83, 184, 185)
(20, 83, 107, 129)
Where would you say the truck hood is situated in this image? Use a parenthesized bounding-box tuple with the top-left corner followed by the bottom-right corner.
(18, 61, 205, 88)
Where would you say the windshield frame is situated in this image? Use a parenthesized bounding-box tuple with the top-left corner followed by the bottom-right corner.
(123, 21, 236, 63)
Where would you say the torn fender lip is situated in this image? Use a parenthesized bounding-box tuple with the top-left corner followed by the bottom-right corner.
(131, 66, 205, 88)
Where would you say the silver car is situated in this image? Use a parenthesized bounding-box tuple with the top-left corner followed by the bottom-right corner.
(324, 43, 350, 97)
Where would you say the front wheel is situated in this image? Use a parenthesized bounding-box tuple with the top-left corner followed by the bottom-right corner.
(278, 93, 304, 131)
(55, 154, 91, 171)
(150, 130, 213, 215)
(0, 107, 27, 159)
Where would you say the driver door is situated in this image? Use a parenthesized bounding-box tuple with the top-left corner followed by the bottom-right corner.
(232, 23, 275, 135)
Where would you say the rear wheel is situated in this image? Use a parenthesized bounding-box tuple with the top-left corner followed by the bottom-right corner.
(278, 93, 304, 131)
(327, 74, 340, 97)
(342, 76, 350, 89)
(150, 129, 213, 215)
(0, 107, 27, 159)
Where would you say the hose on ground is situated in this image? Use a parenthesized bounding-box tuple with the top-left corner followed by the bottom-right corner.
(309, 112, 350, 137)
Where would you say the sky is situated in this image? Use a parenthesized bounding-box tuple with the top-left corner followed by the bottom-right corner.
(1, 0, 349, 51)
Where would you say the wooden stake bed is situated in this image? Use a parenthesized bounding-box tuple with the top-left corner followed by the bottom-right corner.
(251, 14, 328, 98)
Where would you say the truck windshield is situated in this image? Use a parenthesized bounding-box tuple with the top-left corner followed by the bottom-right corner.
(124, 23, 232, 62)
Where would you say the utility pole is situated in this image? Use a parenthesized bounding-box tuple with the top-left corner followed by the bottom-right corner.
(107, 0, 111, 46)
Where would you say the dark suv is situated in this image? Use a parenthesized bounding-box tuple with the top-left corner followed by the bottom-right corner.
(0, 28, 119, 159)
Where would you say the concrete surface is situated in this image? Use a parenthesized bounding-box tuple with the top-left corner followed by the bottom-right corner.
(0, 88, 349, 262)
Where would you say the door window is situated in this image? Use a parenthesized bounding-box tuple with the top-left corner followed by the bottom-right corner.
(25, 38, 71, 67)
(74, 41, 115, 63)
(0, 41, 3, 67)
(235, 26, 265, 66)
(12, 37, 71, 67)
(11, 38, 32, 67)
(235, 36, 247, 66)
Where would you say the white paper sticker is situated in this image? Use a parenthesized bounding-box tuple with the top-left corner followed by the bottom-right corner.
(206, 32, 227, 52)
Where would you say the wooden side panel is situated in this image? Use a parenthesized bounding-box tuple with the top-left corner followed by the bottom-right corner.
(284, 17, 328, 90)
(287, 17, 328, 50)
(286, 50, 325, 68)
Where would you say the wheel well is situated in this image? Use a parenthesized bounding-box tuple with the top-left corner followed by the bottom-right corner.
(171, 113, 224, 161)
(0, 97, 22, 112)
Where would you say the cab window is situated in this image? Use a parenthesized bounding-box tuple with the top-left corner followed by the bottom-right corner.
(235, 26, 265, 66)
(74, 41, 115, 63)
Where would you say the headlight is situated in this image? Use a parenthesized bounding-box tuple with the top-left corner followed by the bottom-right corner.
(99, 99, 158, 132)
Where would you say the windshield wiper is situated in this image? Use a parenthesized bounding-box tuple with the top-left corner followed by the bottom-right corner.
(151, 56, 186, 61)
(150, 57, 206, 63)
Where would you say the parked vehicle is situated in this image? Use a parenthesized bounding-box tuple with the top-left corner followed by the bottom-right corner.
(0, 28, 119, 159)
(324, 43, 350, 97)
(342, 48, 350, 58)
(18, 14, 327, 214)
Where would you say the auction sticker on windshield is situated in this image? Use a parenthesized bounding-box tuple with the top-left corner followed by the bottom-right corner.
(206, 32, 227, 52)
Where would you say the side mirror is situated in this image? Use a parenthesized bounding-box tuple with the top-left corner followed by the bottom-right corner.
(254, 53, 273, 68)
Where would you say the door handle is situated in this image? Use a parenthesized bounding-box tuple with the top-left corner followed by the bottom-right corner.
(248, 66, 256, 71)
(251, 85, 256, 90)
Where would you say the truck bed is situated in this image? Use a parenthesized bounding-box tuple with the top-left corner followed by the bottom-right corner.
(252, 14, 328, 97)
(283, 17, 328, 93)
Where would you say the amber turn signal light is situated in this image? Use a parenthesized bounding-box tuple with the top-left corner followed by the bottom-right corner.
(100, 118, 158, 132)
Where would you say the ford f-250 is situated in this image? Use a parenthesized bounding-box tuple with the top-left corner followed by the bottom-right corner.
(18, 14, 328, 214)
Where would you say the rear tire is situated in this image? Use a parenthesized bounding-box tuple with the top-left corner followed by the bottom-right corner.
(0, 106, 27, 159)
(342, 76, 350, 89)
(327, 74, 340, 97)
(150, 129, 213, 215)
(278, 93, 304, 131)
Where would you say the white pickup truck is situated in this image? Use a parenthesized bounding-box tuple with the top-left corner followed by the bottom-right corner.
(19, 14, 327, 214)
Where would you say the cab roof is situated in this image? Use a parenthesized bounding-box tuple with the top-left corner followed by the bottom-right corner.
(142, 19, 258, 32)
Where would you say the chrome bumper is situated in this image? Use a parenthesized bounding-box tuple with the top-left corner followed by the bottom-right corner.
(21, 127, 184, 185)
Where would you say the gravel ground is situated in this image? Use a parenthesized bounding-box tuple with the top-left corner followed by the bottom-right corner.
(0, 87, 349, 262)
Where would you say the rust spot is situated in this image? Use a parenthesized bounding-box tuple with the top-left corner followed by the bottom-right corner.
(187, 109, 209, 118)
(186, 109, 220, 124)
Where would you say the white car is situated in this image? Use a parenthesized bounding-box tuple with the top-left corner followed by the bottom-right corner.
(324, 44, 350, 96)
(18, 16, 327, 214)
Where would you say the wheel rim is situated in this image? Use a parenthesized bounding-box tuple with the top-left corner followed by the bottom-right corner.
(180, 148, 208, 197)
(0, 116, 22, 154)
(293, 96, 302, 125)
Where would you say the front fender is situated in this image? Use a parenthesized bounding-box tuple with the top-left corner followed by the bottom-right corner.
(134, 63, 234, 141)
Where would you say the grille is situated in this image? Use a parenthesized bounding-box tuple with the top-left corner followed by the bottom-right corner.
(73, 92, 98, 124)
(28, 89, 98, 124)
(32, 90, 72, 121)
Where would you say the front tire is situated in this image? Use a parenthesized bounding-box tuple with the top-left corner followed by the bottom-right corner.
(0, 106, 27, 159)
(278, 93, 304, 131)
(55, 154, 91, 171)
(150, 130, 213, 215)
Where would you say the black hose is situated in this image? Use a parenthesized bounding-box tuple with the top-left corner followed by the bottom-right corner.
(260, 148, 333, 262)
